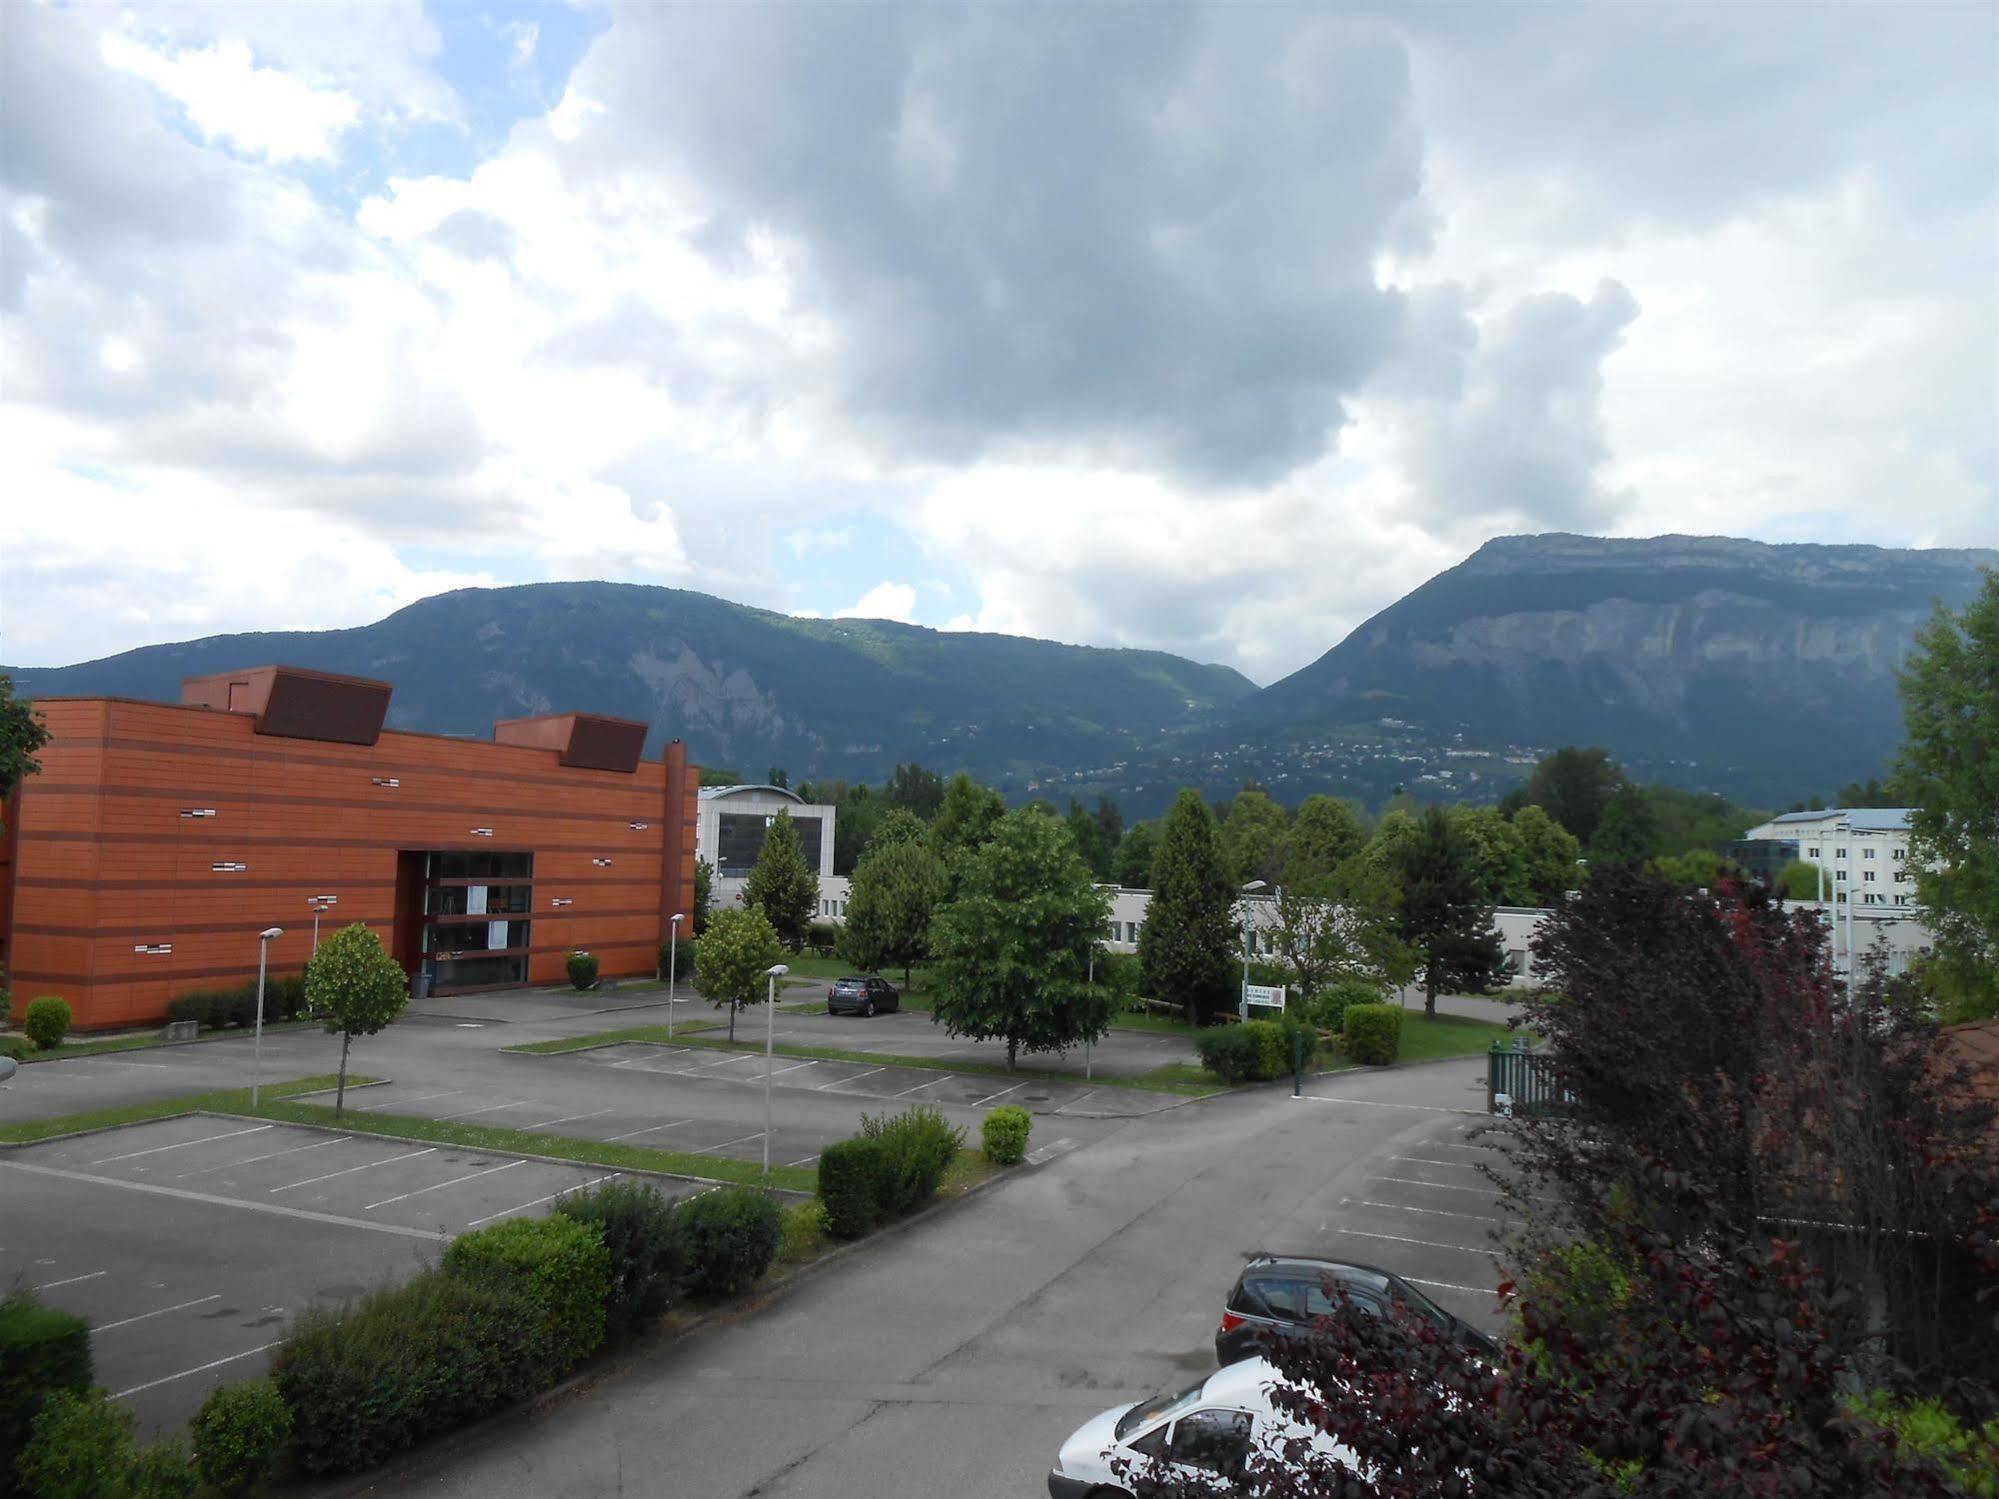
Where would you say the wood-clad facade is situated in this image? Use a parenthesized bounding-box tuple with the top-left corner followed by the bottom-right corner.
(1, 669, 699, 1031)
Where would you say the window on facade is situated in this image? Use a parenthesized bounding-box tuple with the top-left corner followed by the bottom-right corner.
(1836, 870, 1847, 882)
(430, 851, 534, 881)
(1864, 847, 1877, 859)
(1864, 871, 1876, 882)
(433, 953, 528, 988)
(1808, 846, 1820, 858)
(426, 919, 530, 955)
(427, 884, 531, 916)
(1836, 848, 1848, 859)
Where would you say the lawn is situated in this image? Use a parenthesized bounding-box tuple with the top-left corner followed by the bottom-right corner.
(11, 1019, 317, 1063)
(1387, 1010, 1513, 1064)
(0, 1074, 358, 1145)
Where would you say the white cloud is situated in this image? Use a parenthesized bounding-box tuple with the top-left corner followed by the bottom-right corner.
(834, 582, 918, 623)
(98, 34, 361, 162)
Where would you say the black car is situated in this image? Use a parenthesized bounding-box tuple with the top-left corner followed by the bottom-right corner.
(827, 975, 900, 1017)
(1216, 1255, 1501, 1366)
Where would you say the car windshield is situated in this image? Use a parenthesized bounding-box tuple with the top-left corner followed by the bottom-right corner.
(1115, 1383, 1207, 1441)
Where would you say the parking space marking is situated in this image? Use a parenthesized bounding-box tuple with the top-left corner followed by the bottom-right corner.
(1346, 1198, 1505, 1225)
(768, 1060, 819, 1078)
(1296, 1096, 1483, 1116)
(1321, 1225, 1492, 1256)
(890, 1075, 948, 1098)
(0, 1159, 447, 1242)
(115, 1341, 284, 1400)
(90, 1125, 272, 1165)
(433, 1100, 533, 1122)
(1402, 1275, 1495, 1297)
(269, 1147, 436, 1193)
(1389, 1155, 1487, 1170)
(364, 1160, 524, 1211)
(360, 1089, 460, 1110)
(466, 1173, 622, 1228)
(101, 1060, 177, 1070)
(787, 1154, 821, 1168)
(94, 1295, 222, 1333)
(603, 1119, 693, 1142)
(610, 1049, 692, 1069)
(691, 1131, 766, 1156)
(698, 1053, 759, 1070)
(820, 1067, 884, 1090)
(1373, 1176, 1505, 1198)
(1053, 1089, 1099, 1115)
(33, 1270, 108, 1291)
(177, 1135, 354, 1179)
(970, 1082, 1026, 1108)
(516, 1107, 615, 1130)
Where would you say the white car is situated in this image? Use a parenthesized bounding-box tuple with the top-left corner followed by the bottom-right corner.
(1047, 1358, 1361, 1497)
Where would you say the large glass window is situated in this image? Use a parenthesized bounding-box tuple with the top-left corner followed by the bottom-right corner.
(425, 920, 530, 955)
(430, 850, 534, 881)
(434, 953, 528, 987)
(715, 810, 824, 875)
(426, 884, 531, 916)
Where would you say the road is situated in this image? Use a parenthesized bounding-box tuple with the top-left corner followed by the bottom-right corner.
(358, 1057, 1510, 1499)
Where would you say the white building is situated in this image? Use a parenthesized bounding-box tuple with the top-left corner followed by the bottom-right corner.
(1738, 808, 1917, 912)
(695, 784, 837, 912)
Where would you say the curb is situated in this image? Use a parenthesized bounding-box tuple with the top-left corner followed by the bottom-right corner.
(296, 1148, 1039, 1498)
(0, 1080, 394, 1150)
(12, 1020, 320, 1066)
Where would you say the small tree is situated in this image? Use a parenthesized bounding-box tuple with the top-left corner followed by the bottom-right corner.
(0, 672, 51, 823)
(1776, 857, 1826, 899)
(839, 835, 943, 984)
(1511, 803, 1584, 905)
(1139, 789, 1237, 1025)
(865, 807, 928, 853)
(1282, 794, 1366, 883)
(742, 809, 817, 949)
(1271, 858, 1409, 1000)
(693, 855, 714, 934)
(1392, 807, 1504, 1018)
(304, 923, 409, 1115)
(694, 905, 783, 1043)
(1221, 787, 1289, 887)
(930, 808, 1114, 1070)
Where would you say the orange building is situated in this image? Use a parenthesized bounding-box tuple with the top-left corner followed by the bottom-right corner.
(1, 666, 698, 1031)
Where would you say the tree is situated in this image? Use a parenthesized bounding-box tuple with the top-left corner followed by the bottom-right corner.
(764, 766, 788, 789)
(694, 905, 783, 1043)
(1506, 745, 1626, 846)
(865, 807, 928, 853)
(1839, 776, 1891, 806)
(928, 808, 1114, 1069)
(1360, 807, 1423, 876)
(1896, 570, 1999, 1021)
(1282, 794, 1366, 883)
(1591, 782, 1662, 865)
(1447, 804, 1533, 905)
(693, 855, 714, 934)
(1271, 857, 1408, 1000)
(1139, 790, 1237, 1025)
(1511, 803, 1583, 906)
(839, 835, 943, 984)
(1112, 821, 1159, 889)
(742, 809, 817, 949)
(305, 923, 409, 1115)
(930, 772, 1006, 859)
(697, 766, 743, 787)
(882, 761, 945, 820)
(1392, 808, 1503, 1017)
(1065, 797, 1112, 881)
(1220, 787, 1289, 887)
(1776, 857, 1825, 900)
(1652, 845, 1729, 889)
(1093, 797, 1124, 871)
(0, 673, 50, 823)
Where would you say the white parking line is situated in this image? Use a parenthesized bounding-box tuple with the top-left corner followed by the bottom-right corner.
(1403, 1275, 1496, 1297)
(1295, 1096, 1483, 1116)
(768, 1060, 819, 1078)
(1374, 1176, 1505, 1197)
(787, 1154, 821, 1168)
(178, 1135, 355, 1179)
(466, 1173, 622, 1228)
(603, 1119, 693, 1142)
(1320, 1226, 1492, 1256)
(432, 1100, 533, 1122)
(359, 1089, 460, 1111)
(93, 1295, 222, 1333)
(890, 1075, 948, 1098)
(970, 1082, 1027, 1108)
(1054, 1089, 1100, 1115)
(269, 1147, 436, 1193)
(102, 1059, 177, 1070)
(33, 1270, 108, 1291)
(1389, 1155, 1487, 1169)
(691, 1131, 766, 1156)
(820, 1067, 884, 1090)
(90, 1125, 272, 1166)
(365, 1160, 524, 1211)
(1346, 1198, 1506, 1224)
(115, 1341, 284, 1400)
(514, 1107, 616, 1130)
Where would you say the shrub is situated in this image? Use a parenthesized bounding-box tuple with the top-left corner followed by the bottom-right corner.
(164, 991, 214, 1029)
(1196, 1024, 1262, 1084)
(0, 1033, 30, 1061)
(1311, 976, 1384, 1035)
(1242, 1019, 1287, 1079)
(1277, 1011, 1318, 1073)
(775, 1200, 827, 1266)
(1847, 1392, 1999, 1497)
(1343, 1002, 1403, 1066)
(817, 1137, 890, 1239)
(271, 1270, 550, 1475)
(565, 951, 600, 990)
(16, 1387, 131, 1499)
(1246, 958, 1295, 992)
(659, 934, 698, 982)
(676, 1187, 782, 1295)
(1097, 951, 1145, 1011)
(861, 1105, 964, 1216)
(443, 1215, 609, 1373)
(0, 1290, 92, 1478)
(189, 1379, 291, 1497)
(126, 1438, 197, 1499)
(555, 1181, 688, 1340)
(805, 921, 839, 954)
(22, 997, 70, 1051)
(981, 1105, 1033, 1166)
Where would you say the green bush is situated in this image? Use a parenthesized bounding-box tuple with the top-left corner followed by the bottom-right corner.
(1246, 958, 1295, 991)
(1848, 1392, 1999, 1497)
(189, 1379, 291, 1497)
(555, 1181, 688, 1340)
(16, 1388, 130, 1499)
(271, 1270, 550, 1475)
(1097, 951, 1145, 1011)
(1242, 1019, 1287, 1079)
(860, 1105, 964, 1216)
(981, 1105, 1033, 1166)
(1311, 976, 1384, 1035)
(0, 1033, 30, 1062)
(0, 1290, 93, 1480)
(805, 922, 839, 954)
(817, 1137, 891, 1239)
(1343, 1003, 1403, 1066)
(676, 1188, 782, 1295)
(565, 951, 600, 990)
(775, 1200, 827, 1265)
(659, 934, 698, 982)
(1196, 1024, 1262, 1084)
(443, 1215, 608, 1373)
(125, 1438, 196, 1499)
(22, 997, 69, 1051)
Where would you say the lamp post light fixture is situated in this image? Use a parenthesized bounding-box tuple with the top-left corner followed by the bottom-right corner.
(763, 963, 789, 1173)
(1239, 880, 1267, 1021)
(253, 926, 283, 1105)
(667, 913, 685, 1041)
(307, 894, 338, 954)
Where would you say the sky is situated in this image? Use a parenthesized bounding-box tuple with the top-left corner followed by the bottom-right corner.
(3, 0, 1994, 683)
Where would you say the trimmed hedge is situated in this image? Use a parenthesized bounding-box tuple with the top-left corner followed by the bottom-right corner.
(442, 1216, 608, 1374)
(17, 1387, 131, 1499)
(1311, 976, 1384, 1035)
(565, 951, 600, 991)
(1198, 1018, 1315, 1083)
(818, 1138, 890, 1239)
(555, 1181, 688, 1340)
(981, 1105, 1032, 1166)
(805, 922, 839, 954)
(272, 1270, 551, 1475)
(165, 974, 307, 1031)
(860, 1105, 963, 1217)
(1343, 1003, 1403, 1066)
(0, 1034, 30, 1062)
(190, 1379, 291, 1497)
(676, 1188, 782, 1296)
(22, 998, 69, 1052)
(659, 935, 698, 982)
(0, 1290, 92, 1481)
(1197, 1024, 1261, 1083)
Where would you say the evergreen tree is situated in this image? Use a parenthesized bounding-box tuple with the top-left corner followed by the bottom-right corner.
(839, 835, 943, 984)
(929, 808, 1114, 1069)
(1393, 807, 1505, 1018)
(693, 855, 714, 934)
(1113, 821, 1160, 889)
(930, 772, 1006, 857)
(742, 809, 817, 949)
(1065, 797, 1112, 880)
(1093, 797, 1124, 869)
(1139, 789, 1237, 1024)
(694, 905, 783, 1043)
(1505, 746, 1627, 846)
(882, 761, 945, 820)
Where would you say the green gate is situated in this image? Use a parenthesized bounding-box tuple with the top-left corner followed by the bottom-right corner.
(1487, 1041, 1571, 1117)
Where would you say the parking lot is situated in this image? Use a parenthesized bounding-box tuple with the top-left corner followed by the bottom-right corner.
(757, 1006, 1201, 1081)
(0, 1115, 698, 1431)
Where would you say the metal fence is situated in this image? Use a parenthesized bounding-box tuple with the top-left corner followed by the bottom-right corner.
(1487, 1042, 1572, 1117)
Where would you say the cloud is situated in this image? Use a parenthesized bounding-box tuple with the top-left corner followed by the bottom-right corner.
(99, 35, 361, 162)
(834, 582, 918, 623)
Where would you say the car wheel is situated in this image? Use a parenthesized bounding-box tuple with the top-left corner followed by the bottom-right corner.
(864, 998, 875, 1017)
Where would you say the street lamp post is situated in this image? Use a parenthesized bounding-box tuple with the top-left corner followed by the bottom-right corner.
(253, 926, 283, 1105)
(1086, 942, 1096, 1082)
(308, 895, 337, 955)
(763, 963, 789, 1173)
(1239, 880, 1267, 1021)
(667, 913, 684, 1041)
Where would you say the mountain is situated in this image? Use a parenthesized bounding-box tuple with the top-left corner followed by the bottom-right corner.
(8, 582, 1254, 788)
(1216, 533, 1996, 806)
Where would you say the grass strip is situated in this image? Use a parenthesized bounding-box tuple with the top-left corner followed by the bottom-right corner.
(0, 1074, 358, 1145)
(17, 1020, 316, 1064)
(507, 1027, 1220, 1097)
(239, 1098, 818, 1194)
(1394, 1011, 1514, 1063)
